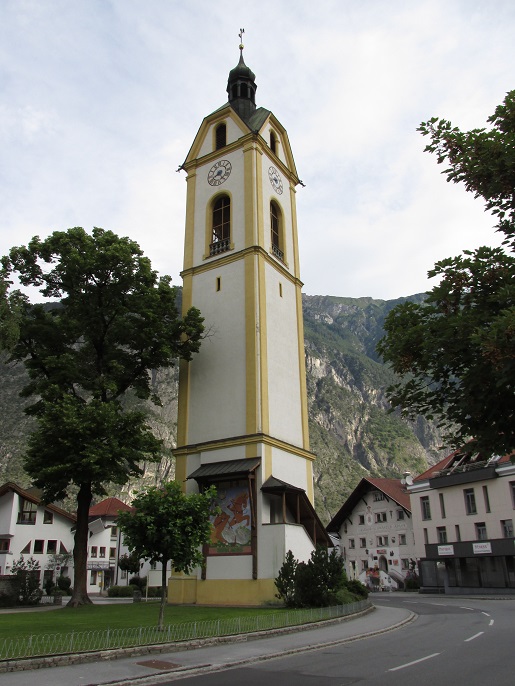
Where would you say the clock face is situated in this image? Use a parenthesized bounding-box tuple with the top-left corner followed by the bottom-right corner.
(268, 166, 283, 195)
(208, 159, 232, 186)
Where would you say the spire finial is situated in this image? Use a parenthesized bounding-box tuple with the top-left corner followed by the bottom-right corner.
(239, 28, 245, 55)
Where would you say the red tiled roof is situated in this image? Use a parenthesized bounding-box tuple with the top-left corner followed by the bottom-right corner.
(364, 478, 411, 510)
(89, 497, 133, 517)
(414, 448, 514, 482)
(327, 476, 411, 532)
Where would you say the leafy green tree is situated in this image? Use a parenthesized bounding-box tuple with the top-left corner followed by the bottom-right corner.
(274, 549, 298, 607)
(118, 551, 141, 576)
(10, 556, 43, 606)
(117, 481, 216, 629)
(0, 227, 204, 606)
(377, 92, 515, 457)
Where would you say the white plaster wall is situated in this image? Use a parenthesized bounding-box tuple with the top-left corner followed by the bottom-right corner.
(270, 450, 309, 492)
(265, 269, 303, 446)
(259, 154, 295, 274)
(206, 554, 252, 580)
(258, 523, 314, 579)
(187, 261, 247, 443)
(0, 491, 15, 534)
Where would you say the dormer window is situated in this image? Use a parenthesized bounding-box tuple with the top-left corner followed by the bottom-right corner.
(215, 123, 227, 150)
(270, 131, 277, 155)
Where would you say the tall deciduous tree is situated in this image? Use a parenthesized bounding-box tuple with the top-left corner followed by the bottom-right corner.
(117, 481, 216, 629)
(0, 227, 204, 606)
(377, 92, 515, 457)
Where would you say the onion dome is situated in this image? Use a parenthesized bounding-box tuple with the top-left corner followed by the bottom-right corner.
(227, 31, 257, 122)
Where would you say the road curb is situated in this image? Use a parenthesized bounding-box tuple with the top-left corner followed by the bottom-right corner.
(96, 609, 417, 686)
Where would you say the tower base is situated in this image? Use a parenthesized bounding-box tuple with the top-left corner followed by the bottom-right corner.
(168, 576, 277, 606)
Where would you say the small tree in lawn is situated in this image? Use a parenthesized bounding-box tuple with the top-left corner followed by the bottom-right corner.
(117, 481, 217, 629)
(118, 551, 141, 579)
(10, 556, 43, 606)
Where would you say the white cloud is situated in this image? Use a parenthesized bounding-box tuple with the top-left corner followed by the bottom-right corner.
(1, 0, 514, 301)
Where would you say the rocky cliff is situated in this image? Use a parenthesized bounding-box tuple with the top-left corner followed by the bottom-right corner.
(0, 293, 446, 523)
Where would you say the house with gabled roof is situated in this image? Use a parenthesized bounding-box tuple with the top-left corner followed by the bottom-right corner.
(327, 477, 416, 589)
(408, 448, 515, 594)
(0, 482, 76, 588)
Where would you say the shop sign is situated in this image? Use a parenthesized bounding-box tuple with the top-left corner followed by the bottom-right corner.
(473, 542, 492, 554)
(438, 545, 454, 556)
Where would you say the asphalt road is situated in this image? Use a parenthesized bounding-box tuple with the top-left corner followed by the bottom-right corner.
(155, 596, 514, 686)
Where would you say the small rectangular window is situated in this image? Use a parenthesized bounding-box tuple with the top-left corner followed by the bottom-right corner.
(501, 519, 513, 537)
(423, 528, 429, 544)
(437, 526, 447, 544)
(358, 515, 365, 525)
(401, 558, 410, 570)
(17, 499, 37, 524)
(109, 547, 116, 559)
(216, 276, 221, 291)
(0, 539, 10, 552)
(90, 571, 98, 585)
(91, 546, 97, 558)
(99, 547, 106, 558)
(359, 537, 366, 548)
(46, 540, 57, 554)
(374, 512, 387, 523)
(279, 283, 283, 297)
(348, 538, 355, 549)
(361, 560, 368, 571)
(397, 510, 405, 521)
(475, 522, 487, 541)
(33, 540, 44, 554)
(482, 486, 491, 513)
(110, 527, 118, 538)
(43, 510, 53, 524)
(510, 482, 515, 508)
(464, 488, 477, 515)
(373, 492, 385, 502)
(439, 493, 446, 519)
(455, 524, 461, 542)
(421, 496, 431, 520)
(398, 534, 407, 545)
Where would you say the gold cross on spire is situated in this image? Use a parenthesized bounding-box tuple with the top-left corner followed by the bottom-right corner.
(239, 28, 245, 54)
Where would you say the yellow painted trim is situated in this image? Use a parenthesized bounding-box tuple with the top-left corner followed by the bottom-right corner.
(245, 253, 258, 435)
(289, 183, 301, 280)
(168, 578, 277, 606)
(257, 252, 269, 435)
(181, 245, 302, 287)
(305, 459, 314, 505)
(174, 432, 316, 462)
(176, 274, 194, 450)
(243, 143, 256, 247)
(183, 172, 197, 272)
(296, 282, 310, 451)
(255, 148, 264, 249)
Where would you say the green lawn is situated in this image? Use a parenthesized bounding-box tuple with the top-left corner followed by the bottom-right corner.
(0, 602, 282, 640)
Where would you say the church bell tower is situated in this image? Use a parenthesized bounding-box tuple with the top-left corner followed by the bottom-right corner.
(173, 34, 329, 606)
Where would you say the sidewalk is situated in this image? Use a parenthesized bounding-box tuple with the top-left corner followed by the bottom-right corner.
(0, 603, 414, 686)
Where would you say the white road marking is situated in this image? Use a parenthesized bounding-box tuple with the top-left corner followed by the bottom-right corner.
(460, 606, 475, 610)
(482, 611, 490, 617)
(489, 619, 494, 626)
(388, 653, 440, 671)
(465, 632, 484, 642)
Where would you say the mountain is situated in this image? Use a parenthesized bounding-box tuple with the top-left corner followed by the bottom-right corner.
(0, 293, 446, 523)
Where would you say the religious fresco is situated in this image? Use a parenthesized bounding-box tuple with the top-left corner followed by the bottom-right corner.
(208, 484, 252, 555)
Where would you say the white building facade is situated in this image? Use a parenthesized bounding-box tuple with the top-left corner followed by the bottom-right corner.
(0, 483, 75, 588)
(409, 451, 515, 594)
(327, 478, 416, 590)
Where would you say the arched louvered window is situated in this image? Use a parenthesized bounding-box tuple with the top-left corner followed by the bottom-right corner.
(270, 200, 284, 261)
(215, 123, 226, 150)
(211, 195, 231, 256)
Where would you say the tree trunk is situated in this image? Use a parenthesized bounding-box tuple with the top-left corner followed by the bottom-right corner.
(67, 482, 94, 607)
(158, 559, 168, 630)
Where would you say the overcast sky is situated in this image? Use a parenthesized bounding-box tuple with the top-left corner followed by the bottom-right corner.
(1, 0, 513, 300)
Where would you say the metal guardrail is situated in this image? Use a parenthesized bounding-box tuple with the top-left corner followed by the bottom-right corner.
(0, 599, 371, 661)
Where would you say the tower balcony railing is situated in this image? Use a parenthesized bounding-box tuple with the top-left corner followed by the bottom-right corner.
(210, 238, 230, 256)
(271, 244, 284, 261)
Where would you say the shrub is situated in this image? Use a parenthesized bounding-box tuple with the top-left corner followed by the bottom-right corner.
(129, 575, 147, 590)
(108, 584, 138, 597)
(56, 575, 72, 594)
(10, 556, 43, 606)
(344, 578, 369, 599)
(274, 550, 298, 607)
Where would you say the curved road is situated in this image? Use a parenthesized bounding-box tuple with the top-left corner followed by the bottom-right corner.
(166, 596, 514, 686)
